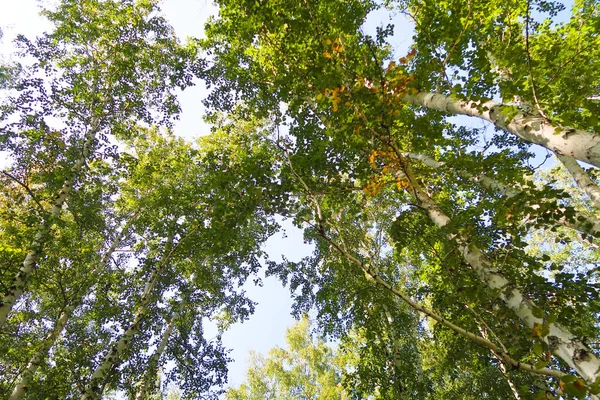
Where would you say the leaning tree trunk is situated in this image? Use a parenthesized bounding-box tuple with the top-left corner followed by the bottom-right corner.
(81, 235, 174, 400)
(556, 153, 600, 209)
(9, 219, 133, 400)
(477, 325, 522, 400)
(400, 159, 600, 383)
(135, 301, 183, 400)
(404, 152, 600, 237)
(0, 120, 99, 328)
(402, 91, 600, 168)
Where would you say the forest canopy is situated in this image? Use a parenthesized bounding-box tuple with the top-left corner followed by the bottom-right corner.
(0, 0, 599, 399)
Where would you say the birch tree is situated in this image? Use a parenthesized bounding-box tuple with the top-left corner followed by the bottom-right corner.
(0, 0, 198, 327)
(202, 0, 600, 397)
(227, 317, 348, 400)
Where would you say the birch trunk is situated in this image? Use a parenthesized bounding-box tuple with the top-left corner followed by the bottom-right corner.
(9, 304, 75, 400)
(81, 235, 174, 400)
(0, 122, 98, 328)
(404, 170, 600, 382)
(135, 302, 182, 400)
(404, 152, 600, 237)
(556, 153, 600, 209)
(403, 91, 600, 168)
(9, 220, 132, 400)
(383, 307, 404, 371)
(478, 326, 521, 400)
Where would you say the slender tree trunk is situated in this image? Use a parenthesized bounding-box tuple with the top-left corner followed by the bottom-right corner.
(404, 152, 600, 237)
(10, 304, 75, 400)
(0, 121, 98, 328)
(81, 235, 174, 400)
(556, 153, 600, 208)
(402, 166, 600, 382)
(135, 301, 182, 400)
(477, 325, 521, 400)
(9, 219, 132, 400)
(403, 91, 600, 168)
(383, 307, 404, 373)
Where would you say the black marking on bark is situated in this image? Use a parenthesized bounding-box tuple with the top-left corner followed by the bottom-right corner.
(547, 335, 561, 351)
(574, 348, 591, 363)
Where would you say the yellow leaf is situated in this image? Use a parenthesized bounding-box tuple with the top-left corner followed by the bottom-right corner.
(316, 93, 323, 101)
(323, 51, 332, 59)
(532, 322, 543, 338)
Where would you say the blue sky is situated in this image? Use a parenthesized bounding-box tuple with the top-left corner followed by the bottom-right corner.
(6, 0, 571, 393)
(1, 0, 573, 393)
(0, 0, 417, 391)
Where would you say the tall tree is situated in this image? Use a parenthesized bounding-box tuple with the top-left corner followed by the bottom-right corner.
(202, 0, 600, 397)
(0, 0, 198, 327)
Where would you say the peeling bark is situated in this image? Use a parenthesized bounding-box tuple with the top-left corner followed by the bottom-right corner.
(403, 91, 600, 168)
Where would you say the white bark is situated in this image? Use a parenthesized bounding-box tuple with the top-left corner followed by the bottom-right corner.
(403, 91, 600, 167)
(404, 152, 600, 237)
(556, 153, 600, 209)
(10, 304, 75, 400)
(408, 180, 600, 382)
(383, 308, 403, 371)
(81, 236, 173, 400)
(0, 124, 97, 328)
(135, 302, 182, 400)
(10, 221, 132, 400)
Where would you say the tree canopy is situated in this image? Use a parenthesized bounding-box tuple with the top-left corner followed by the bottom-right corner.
(1, 0, 600, 398)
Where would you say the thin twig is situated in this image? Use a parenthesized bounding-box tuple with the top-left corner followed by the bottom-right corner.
(1, 170, 45, 211)
(524, 0, 548, 119)
(287, 160, 567, 380)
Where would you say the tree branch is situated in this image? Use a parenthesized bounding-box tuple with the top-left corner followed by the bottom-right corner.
(1, 170, 45, 212)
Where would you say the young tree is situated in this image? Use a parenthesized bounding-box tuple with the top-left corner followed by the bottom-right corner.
(227, 317, 347, 400)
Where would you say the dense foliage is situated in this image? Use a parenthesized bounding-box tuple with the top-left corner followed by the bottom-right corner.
(1, 0, 599, 398)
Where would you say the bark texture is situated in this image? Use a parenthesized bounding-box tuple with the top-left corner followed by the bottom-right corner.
(135, 303, 181, 400)
(403, 91, 600, 167)
(10, 305, 74, 400)
(10, 221, 132, 400)
(404, 152, 600, 237)
(406, 174, 600, 382)
(81, 235, 174, 400)
(556, 153, 600, 208)
(0, 125, 97, 328)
